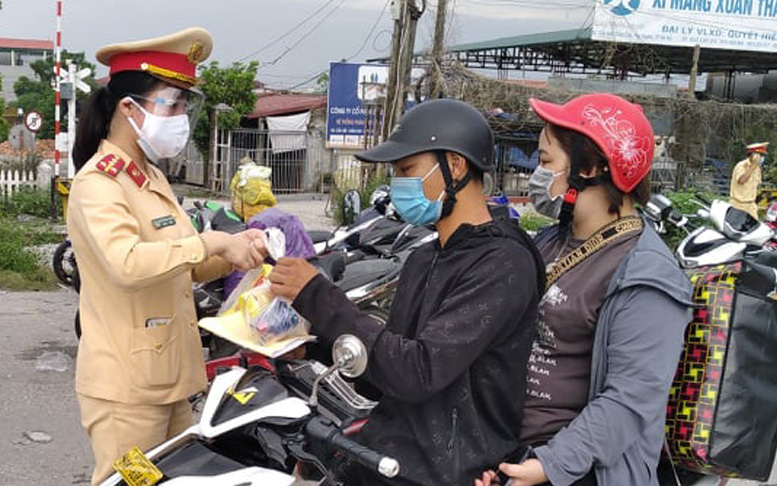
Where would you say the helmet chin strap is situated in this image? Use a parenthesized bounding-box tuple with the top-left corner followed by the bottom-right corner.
(558, 137, 608, 234)
(436, 151, 471, 219)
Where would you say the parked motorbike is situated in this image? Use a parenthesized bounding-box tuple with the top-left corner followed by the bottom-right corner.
(311, 187, 401, 256)
(99, 335, 399, 486)
(762, 197, 777, 251)
(52, 238, 79, 289)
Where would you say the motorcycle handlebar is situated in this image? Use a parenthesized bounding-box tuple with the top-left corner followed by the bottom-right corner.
(695, 192, 713, 206)
(305, 416, 400, 478)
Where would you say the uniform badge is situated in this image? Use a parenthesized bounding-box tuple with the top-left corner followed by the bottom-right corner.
(95, 154, 125, 177)
(152, 214, 177, 229)
(126, 161, 148, 188)
(145, 317, 172, 328)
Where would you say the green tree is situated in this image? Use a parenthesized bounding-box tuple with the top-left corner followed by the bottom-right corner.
(0, 75, 9, 142)
(315, 72, 329, 94)
(194, 60, 259, 157)
(12, 51, 97, 140)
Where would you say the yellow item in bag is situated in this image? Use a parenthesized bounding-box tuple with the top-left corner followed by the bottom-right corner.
(230, 160, 276, 221)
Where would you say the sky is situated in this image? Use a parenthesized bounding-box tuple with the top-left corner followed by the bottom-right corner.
(0, 0, 590, 89)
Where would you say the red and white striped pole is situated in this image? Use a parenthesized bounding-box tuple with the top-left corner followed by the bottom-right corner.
(50, 0, 63, 220)
(54, 0, 62, 178)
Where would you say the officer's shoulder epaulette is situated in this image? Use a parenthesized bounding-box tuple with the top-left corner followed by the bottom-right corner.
(95, 154, 125, 177)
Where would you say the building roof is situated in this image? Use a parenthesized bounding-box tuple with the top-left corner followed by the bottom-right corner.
(0, 38, 54, 51)
(447, 27, 777, 76)
(247, 92, 327, 118)
(450, 27, 594, 52)
(367, 26, 777, 77)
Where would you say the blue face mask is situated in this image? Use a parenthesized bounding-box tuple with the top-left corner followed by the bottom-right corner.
(390, 163, 444, 226)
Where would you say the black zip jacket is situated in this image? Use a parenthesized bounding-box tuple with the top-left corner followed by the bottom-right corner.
(293, 216, 544, 485)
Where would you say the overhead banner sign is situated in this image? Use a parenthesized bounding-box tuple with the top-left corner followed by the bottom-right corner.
(326, 62, 425, 150)
(592, 0, 777, 53)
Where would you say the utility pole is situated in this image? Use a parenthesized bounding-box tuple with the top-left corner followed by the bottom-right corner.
(687, 44, 701, 99)
(430, 0, 448, 99)
(382, 0, 423, 141)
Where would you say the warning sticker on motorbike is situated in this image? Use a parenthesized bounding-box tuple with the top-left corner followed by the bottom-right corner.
(113, 446, 163, 486)
(229, 386, 258, 405)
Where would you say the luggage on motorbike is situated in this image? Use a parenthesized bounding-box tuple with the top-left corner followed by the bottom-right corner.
(665, 260, 777, 480)
(230, 160, 277, 222)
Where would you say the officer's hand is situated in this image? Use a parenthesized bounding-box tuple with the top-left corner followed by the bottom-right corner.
(269, 257, 318, 302)
(201, 229, 267, 271)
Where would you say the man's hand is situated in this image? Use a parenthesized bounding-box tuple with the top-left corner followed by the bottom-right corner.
(474, 470, 500, 486)
(269, 257, 319, 302)
(474, 460, 549, 486)
(497, 459, 548, 486)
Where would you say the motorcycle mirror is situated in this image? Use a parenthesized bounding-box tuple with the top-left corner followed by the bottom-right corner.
(332, 334, 368, 379)
(308, 335, 368, 410)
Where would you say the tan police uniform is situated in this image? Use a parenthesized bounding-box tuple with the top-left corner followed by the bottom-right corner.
(730, 142, 768, 219)
(66, 27, 230, 485)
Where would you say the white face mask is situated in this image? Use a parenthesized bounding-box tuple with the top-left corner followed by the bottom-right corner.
(126, 98, 190, 163)
(528, 166, 567, 219)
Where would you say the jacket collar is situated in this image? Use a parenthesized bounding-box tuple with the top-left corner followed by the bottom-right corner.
(98, 140, 171, 193)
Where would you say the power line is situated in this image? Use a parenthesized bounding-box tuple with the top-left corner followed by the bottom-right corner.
(267, 0, 393, 91)
(237, 0, 339, 63)
(463, 0, 593, 9)
(346, 0, 392, 61)
(267, 0, 350, 66)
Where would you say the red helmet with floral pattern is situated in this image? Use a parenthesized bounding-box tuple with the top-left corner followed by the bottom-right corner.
(529, 93, 654, 193)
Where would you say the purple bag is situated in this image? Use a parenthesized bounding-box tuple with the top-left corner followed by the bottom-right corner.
(223, 208, 316, 298)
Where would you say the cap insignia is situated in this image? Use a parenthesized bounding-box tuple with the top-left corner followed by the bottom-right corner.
(188, 42, 204, 64)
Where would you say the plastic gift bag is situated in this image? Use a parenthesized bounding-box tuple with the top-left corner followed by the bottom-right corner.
(199, 229, 315, 357)
(247, 288, 306, 343)
(230, 160, 277, 221)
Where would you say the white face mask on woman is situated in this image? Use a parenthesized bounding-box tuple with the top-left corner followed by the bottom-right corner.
(126, 97, 190, 163)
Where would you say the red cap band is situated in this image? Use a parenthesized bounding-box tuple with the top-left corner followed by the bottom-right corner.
(109, 50, 196, 82)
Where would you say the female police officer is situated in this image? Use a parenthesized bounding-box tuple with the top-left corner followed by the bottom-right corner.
(68, 27, 266, 484)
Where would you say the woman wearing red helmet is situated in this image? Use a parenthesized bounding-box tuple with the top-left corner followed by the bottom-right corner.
(476, 94, 692, 486)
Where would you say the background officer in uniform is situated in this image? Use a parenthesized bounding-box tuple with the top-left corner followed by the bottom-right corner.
(730, 142, 769, 219)
(68, 27, 267, 484)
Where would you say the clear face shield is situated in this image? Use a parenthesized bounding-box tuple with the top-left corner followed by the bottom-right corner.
(131, 85, 204, 128)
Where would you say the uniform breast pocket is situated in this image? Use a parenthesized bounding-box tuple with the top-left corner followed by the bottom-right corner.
(129, 318, 181, 388)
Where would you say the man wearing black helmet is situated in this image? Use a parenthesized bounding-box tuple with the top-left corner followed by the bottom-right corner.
(270, 99, 544, 485)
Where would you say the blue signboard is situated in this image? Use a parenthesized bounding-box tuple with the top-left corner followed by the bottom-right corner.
(326, 62, 425, 149)
(327, 62, 391, 149)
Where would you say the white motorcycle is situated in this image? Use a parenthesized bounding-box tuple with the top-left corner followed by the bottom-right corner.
(98, 335, 399, 486)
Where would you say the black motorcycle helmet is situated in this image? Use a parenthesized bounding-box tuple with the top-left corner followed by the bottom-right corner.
(355, 99, 493, 170)
(356, 99, 494, 218)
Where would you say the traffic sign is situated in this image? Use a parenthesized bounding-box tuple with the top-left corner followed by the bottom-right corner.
(24, 110, 43, 133)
